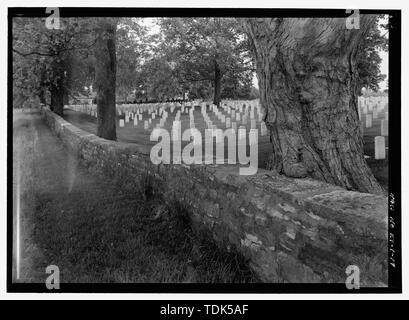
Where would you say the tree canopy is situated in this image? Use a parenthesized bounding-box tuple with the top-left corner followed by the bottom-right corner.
(13, 16, 387, 109)
(12, 15, 389, 193)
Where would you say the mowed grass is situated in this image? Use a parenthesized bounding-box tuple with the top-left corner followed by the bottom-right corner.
(31, 186, 257, 283)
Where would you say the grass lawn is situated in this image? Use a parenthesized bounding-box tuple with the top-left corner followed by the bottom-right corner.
(31, 190, 257, 283)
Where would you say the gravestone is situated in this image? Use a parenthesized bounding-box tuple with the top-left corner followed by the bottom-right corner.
(365, 114, 372, 128)
(249, 129, 258, 146)
(381, 119, 388, 136)
(119, 119, 124, 127)
(374, 136, 386, 160)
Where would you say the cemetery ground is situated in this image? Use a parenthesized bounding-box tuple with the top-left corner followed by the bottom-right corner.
(13, 109, 256, 283)
(63, 101, 389, 190)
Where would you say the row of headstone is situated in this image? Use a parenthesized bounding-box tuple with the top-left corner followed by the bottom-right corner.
(358, 95, 388, 120)
(70, 99, 268, 137)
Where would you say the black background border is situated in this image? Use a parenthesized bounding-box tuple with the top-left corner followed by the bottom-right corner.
(7, 7, 402, 294)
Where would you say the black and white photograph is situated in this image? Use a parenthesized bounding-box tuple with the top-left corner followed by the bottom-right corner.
(3, 1, 405, 300)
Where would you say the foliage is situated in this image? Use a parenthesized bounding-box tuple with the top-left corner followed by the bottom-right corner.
(116, 18, 149, 101)
(153, 18, 255, 101)
(356, 16, 388, 93)
(13, 15, 387, 107)
(13, 17, 97, 108)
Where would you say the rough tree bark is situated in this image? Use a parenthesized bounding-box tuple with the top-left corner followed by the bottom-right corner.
(213, 60, 222, 106)
(94, 19, 117, 141)
(38, 88, 46, 105)
(50, 78, 64, 116)
(242, 17, 383, 195)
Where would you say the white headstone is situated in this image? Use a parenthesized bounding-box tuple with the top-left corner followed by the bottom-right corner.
(119, 119, 124, 127)
(374, 136, 386, 160)
(365, 114, 372, 128)
(249, 129, 258, 146)
(226, 117, 231, 128)
(144, 120, 149, 130)
(381, 119, 388, 136)
(133, 118, 138, 126)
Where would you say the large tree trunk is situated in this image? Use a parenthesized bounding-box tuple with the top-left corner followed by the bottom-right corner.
(38, 87, 46, 105)
(213, 60, 222, 106)
(243, 17, 383, 195)
(49, 55, 66, 116)
(50, 80, 64, 116)
(94, 19, 117, 141)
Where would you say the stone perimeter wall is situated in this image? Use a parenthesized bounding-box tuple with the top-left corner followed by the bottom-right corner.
(41, 107, 388, 285)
